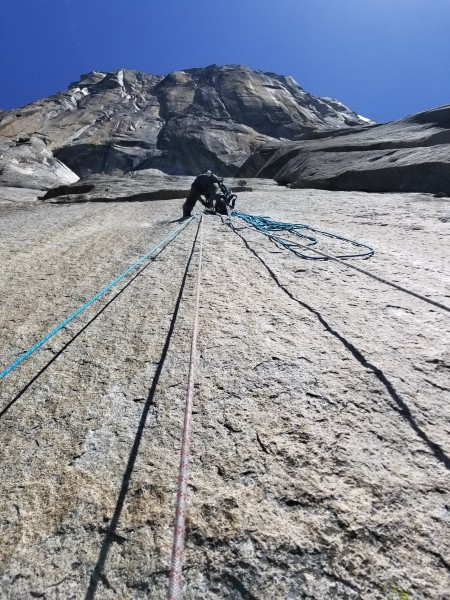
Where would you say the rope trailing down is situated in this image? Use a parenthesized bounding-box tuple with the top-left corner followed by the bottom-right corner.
(0, 217, 194, 381)
(230, 211, 375, 260)
(168, 215, 204, 600)
(228, 211, 450, 314)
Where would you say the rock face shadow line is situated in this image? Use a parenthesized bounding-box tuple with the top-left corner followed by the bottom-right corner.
(0, 223, 190, 420)
(232, 228, 450, 472)
(85, 218, 201, 599)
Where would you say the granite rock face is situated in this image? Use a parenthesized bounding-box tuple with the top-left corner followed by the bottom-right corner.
(0, 135, 79, 190)
(0, 190, 449, 598)
(38, 171, 275, 204)
(0, 65, 372, 188)
(239, 105, 450, 194)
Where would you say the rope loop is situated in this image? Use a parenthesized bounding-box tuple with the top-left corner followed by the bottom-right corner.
(229, 211, 375, 260)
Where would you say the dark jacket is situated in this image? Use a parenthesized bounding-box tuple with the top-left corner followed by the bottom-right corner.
(192, 173, 222, 195)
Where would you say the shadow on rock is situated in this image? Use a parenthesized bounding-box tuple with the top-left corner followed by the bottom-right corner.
(85, 219, 200, 599)
(0, 223, 192, 419)
(230, 226, 450, 472)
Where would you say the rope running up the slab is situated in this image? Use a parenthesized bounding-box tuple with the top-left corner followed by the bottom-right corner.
(167, 214, 204, 599)
(0, 217, 194, 381)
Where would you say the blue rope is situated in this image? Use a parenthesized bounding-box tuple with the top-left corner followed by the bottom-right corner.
(229, 211, 375, 260)
(0, 217, 194, 380)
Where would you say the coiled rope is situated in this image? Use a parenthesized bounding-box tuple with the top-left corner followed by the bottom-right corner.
(0, 217, 194, 381)
(227, 211, 450, 314)
(168, 215, 203, 599)
(230, 211, 375, 260)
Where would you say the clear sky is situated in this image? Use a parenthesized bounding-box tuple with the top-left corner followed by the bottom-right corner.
(1, 0, 449, 122)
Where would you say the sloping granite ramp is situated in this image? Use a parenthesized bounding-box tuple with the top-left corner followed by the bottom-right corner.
(0, 190, 449, 598)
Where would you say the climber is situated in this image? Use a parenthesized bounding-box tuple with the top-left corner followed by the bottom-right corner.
(182, 170, 225, 218)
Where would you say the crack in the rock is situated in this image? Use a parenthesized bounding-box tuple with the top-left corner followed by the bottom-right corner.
(426, 358, 450, 370)
(419, 545, 450, 573)
(306, 391, 334, 404)
(256, 432, 271, 454)
(48, 576, 72, 588)
(222, 571, 260, 600)
(424, 379, 450, 392)
(224, 421, 241, 433)
(323, 569, 361, 592)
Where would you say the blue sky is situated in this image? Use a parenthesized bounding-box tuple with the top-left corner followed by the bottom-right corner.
(1, 0, 449, 122)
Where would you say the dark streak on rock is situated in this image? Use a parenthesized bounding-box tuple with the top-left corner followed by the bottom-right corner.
(419, 546, 450, 573)
(323, 569, 361, 592)
(424, 379, 450, 392)
(222, 571, 260, 600)
(256, 432, 271, 454)
(231, 227, 450, 472)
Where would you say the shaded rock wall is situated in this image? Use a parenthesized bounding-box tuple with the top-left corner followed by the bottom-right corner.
(239, 105, 450, 194)
(0, 65, 372, 188)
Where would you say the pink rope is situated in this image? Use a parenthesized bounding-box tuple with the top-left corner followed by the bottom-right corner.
(167, 215, 203, 599)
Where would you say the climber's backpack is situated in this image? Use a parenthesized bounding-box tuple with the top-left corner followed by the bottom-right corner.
(216, 181, 237, 214)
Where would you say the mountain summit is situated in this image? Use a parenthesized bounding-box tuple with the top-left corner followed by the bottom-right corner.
(0, 65, 372, 186)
